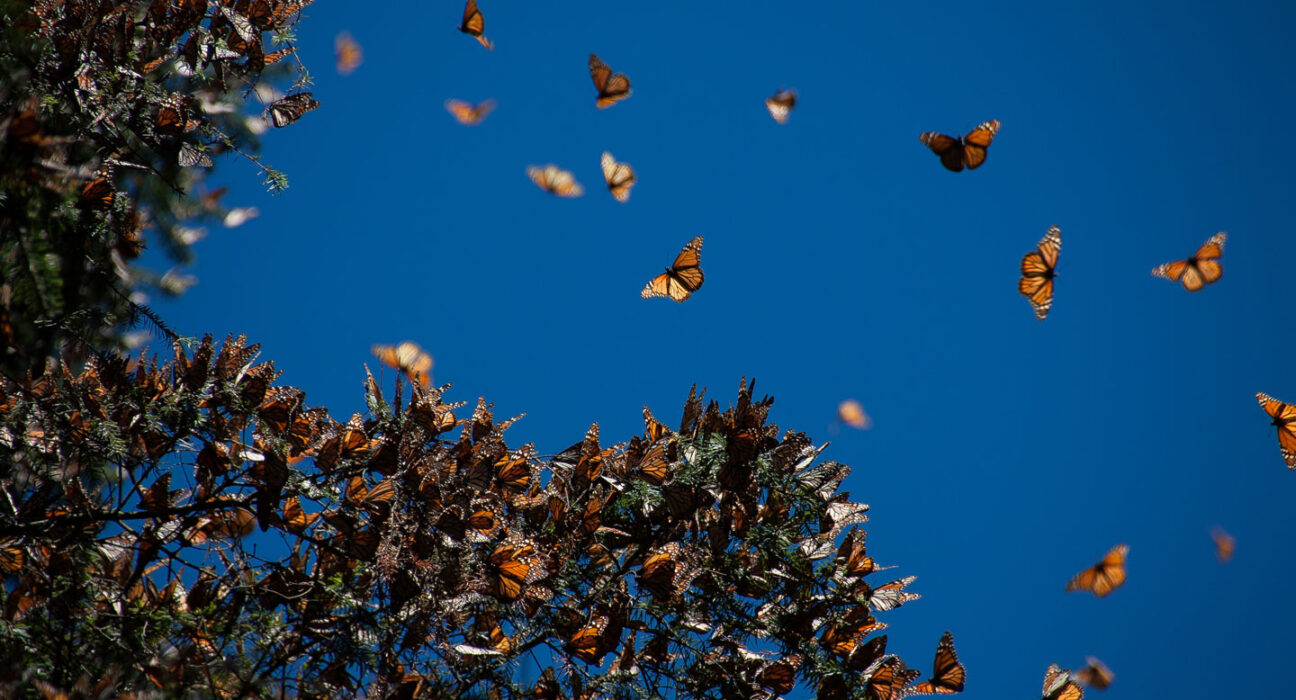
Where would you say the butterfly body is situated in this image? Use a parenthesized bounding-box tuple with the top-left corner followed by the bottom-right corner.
(919, 120, 1000, 171)
(641, 236, 705, 302)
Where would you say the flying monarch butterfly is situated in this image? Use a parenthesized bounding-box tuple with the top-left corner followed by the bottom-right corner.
(1019, 225, 1061, 320)
(371, 341, 433, 383)
(1211, 526, 1236, 562)
(1151, 232, 1226, 292)
(600, 151, 637, 202)
(527, 164, 584, 197)
(458, 0, 493, 49)
(1073, 656, 1114, 690)
(1256, 392, 1296, 468)
(765, 88, 797, 124)
(267, 93, 319, 128)
(641, 235, 704, 302)
(919, 120, 1001, 172)
(334, 31, 363, 74)
(905, 630, 965, 696)
(838, 399, 872, 429)
(445, 98, 496, 125)
(589, 53, 631, 108)
(79, 177, 115, 211)
(1042, 665, 1084, 700)
(866, 657, 920, 700)
(1065, 544, 1128, 598)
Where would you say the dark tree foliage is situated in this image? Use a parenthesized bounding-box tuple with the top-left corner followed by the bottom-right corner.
(0, 0, 312, 376)
(0, 347, 930, 698)
(0, 1, 951, 698)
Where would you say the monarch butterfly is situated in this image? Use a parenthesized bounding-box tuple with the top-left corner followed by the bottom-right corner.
(371, 341, 433, 383)
(178, 142, 213, 168)
(863, 575, 920, 612)
(242, 0, 272, 28)
(1151, 232, 1225, 292)
(268, 93, 319, 128)
(1042, 665, 1084, 700)
(527, 164, 584, 197)
(865, 657, 920, 700)
(79, 177, 115, 210)
(589, 53, 631, 108)
(838, 399, 872, 429)
(566, 616, 610, 663)
(600, 151, 637, 202)
(642, 405, 670, 441)
(765, 88, 797, 124)
(822, 606, 886, 657)
(282, 495, 319, 532)
(1019, 225, 1061, 320)
(156, 102, 186, 134)
(919, 120, 1001, 172)
(489, 542, 537, 601)
(445, 98, 496, 125)
(759, 656, 801, 695)
(836, 527, 878, 577)
(1073, 656, 1114, 690)
(335, 32, 363, 74)
(635, 441, 672, 485)
(907, 630, 965, 696)
(638, 542, 698, 601)
(1255, 392, 1296, 468)
(1211, 526, 1236, 562)
(458, 0, 493, 49)
(641, 235, 704, 302)
(1065, 544, 1127, 598)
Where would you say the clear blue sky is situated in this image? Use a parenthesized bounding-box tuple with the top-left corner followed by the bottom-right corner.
(160, 1, 1296, 697)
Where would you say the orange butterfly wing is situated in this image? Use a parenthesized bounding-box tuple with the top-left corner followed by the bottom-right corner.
(1074, 656, 1114, 690)
(907, 630, 965, 695)
(1211, 527, 1236, 562)
(1018, 226, 1060, 320)
(445, 99, 495, 125)
(1256, 392, 1296, 468)
(527, 165, 583, 197)
(865, 657, 920, 700)
(1065, 544, 1127, 597)
(961, 119, 1000, 170)
(1043, 665, 1085, 700)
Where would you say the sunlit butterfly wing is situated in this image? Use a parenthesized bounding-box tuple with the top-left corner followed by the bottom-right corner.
(906, 630, 965, 695)
(268, 93, 319, 128)
(1256, 392, 1296, 468)
(1211, 526, 1236, 562)
(641, 235, 704, 302)
(1064, 544, 1127, 597)
(765, 89, 797, 124)
(961, 119, 1000, 170)
(445, 98, 496, 125)
(458, 0, 493, 49)
(1073, 656, 1114, 690)
(918, 132, 965, 172)
(600, 151, 637, 202)
(838, 399, 871, 429)
(1018, 225, 1061, 320)
(1152, 232, 1225, 292)
(589, 53, 631, 108)
(79, 177, 115, 210)
(1043, 665, 1084, 700)
(526, 165, 583, 197)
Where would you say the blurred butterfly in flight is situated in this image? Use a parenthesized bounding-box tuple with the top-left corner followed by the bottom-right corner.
(1151, 232, 1225, 292)
(527, 165, 583, 197)
(765, 89, 797, 124)
(600, 151, 636, 202)
(589, 53, 631, 108)
(445, 99, 496, 125)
